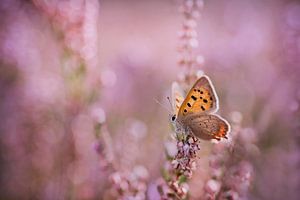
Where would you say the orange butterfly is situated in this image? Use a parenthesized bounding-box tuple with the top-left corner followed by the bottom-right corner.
(171, 75, 230, 140)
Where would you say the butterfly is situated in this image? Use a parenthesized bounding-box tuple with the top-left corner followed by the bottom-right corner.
(170, 75, 230, 141)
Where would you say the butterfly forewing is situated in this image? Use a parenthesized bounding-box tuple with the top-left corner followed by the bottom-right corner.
(178, 76, 219, 117)
(171, 81, 185, 116)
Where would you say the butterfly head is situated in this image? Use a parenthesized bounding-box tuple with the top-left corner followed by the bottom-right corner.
(169, 114, 177, 125)
(171, 114, 176, 122)
(170, 114, 184, 133)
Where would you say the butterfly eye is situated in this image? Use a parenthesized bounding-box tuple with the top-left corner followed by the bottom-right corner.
(171, 115, 176, 121)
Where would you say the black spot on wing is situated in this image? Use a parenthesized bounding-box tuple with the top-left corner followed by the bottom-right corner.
(201, 106, 205, 111)
(191, 95, 197, 101)
(187, 103, 191, 107)
(203, 99, 208, 103)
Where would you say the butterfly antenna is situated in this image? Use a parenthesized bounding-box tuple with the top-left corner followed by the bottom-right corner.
(167, 96, 172, 109)
(153, 98, 172, 114)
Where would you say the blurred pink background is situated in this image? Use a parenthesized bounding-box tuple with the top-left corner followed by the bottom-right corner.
(0, 0, 299, 199)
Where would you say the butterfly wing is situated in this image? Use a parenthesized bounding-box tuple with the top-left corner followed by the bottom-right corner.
(185, 113, 230, 140)
(178, 75, 219, 117)
(171, 81, 185, 116)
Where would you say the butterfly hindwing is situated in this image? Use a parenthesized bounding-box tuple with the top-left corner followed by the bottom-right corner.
(178, 75, 219, 116)
(185, 113, 230, 140)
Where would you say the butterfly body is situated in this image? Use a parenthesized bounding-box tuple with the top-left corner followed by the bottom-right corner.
(171, 75, 230, 141)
